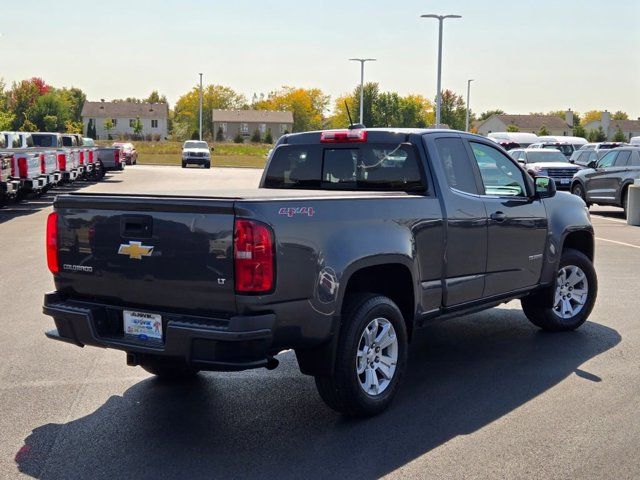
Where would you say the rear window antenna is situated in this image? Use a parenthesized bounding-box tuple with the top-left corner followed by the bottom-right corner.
(345, 101, 365, 130)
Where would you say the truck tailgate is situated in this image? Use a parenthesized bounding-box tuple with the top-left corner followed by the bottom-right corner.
(54, 194, 237, 317)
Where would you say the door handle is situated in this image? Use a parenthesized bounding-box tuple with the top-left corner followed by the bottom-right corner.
(490, 211, 507, 222)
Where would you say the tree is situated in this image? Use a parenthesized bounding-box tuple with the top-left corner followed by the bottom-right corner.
(538, 125, 550, 136)
(233, 132, 244, 143)
(59, 87, 86, 122)
(0, 111, 14, 130)
(596, 126, 607, 142)
(146, 90, 167, 104)
(133, 116, 143, 136)
(439, 89, 467, 130)
(478, 109, 504, 121)
(612, 111, 628, 120)
(216, 126, 225, 142)
(573, 123, 586, 138)
(103, 118, 114, 139)
(20, 119, 37, 132)
(174, 84, 247, 139)
(7, 78, 44, 130)
(86, 118, 97, 138)
(506, 124, 520, 132)
(264, 128, 273, 144)
(253, 86, 330, 132)
(587, 129, 598, 142)
(27, 91, 71, 131)
(582, 110, 602, 125)
(613, 128, 626, 142)
(251, 128, 261, 143)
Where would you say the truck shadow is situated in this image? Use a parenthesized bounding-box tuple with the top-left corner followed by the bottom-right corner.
(15, 308, 620, 479)
(0, 173, 121, 225)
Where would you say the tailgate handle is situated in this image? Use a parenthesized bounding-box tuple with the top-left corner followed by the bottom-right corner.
(120, 215, 153, 238)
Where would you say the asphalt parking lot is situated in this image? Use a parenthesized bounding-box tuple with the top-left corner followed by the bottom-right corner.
(1, 166, 639, 479)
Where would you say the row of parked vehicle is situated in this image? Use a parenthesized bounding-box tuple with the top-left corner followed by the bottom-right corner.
(0, 132, 128, 207)
(504, 140, 640, 218)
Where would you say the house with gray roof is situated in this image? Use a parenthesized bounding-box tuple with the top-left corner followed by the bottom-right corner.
(212, 109, 294, 142)
(583, 111, 640, 141)
(81, 101, 169, 140)
(476, 110, 575, 137)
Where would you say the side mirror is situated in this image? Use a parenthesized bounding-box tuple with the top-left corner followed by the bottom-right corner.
(587, 160, 597, 169)
(535, 176, 556, 199)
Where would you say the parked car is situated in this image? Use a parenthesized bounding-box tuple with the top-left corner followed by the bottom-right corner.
(68, 134, 102, 179)
(0, 138, 20, 206)
(181, 140, 211, 168)
(570, 148, 607, 166)
(2, 131, 35, 149)
(577, 142, 626, 152)
(509, 148, 582, 189)
(537, 136, 588, 151)
(571, 146, 640, 217)
(112, 142, 137, 165)
(31, 133, 79, 183)
(61, 134, 93, 178)
(487, 132, 539, 149)
(8, 150, 50, 197)
(528, 142, 576, 158)
(2, 131, 61, 189)
(43, 128, 597, 417)
(630, 136, 640, 147)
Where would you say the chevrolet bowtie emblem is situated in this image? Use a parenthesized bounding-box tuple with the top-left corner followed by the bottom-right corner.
(118, 241, 154, 260)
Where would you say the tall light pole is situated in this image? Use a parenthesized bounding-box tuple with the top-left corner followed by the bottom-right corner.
(198, 73, 203, 141)
(466, 79, 474, 131)
(420, 14, 461, 127)
(349, 58, 376, 125)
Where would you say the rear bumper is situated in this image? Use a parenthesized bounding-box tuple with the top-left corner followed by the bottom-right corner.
(43, 292, 276, 371)
(62, 169, 79, 181)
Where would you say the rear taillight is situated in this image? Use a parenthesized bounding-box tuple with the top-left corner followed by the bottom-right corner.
(18, 157, 28, 178)
(89, 151, 94, 163)
(10, 156, 15, 177)
(79, 151, 84, 165)
(320, 129, 367, 143)
(40, 153, 46, 174)
(114, 149, 120, 164)
(57, 153, 66, 171)
(234, 219, 274, 293)
(46, 212, 59, 274)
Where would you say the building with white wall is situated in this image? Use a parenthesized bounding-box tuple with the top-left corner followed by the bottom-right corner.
(81, 101, 169, 140)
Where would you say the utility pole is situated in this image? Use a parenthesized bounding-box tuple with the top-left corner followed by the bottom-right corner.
(349, 58, 377, 125)
(198, 73, 203, 141)
(466, 79, 474, 131)
(420, 14, 461, 127)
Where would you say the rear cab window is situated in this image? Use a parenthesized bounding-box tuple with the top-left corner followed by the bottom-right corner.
(264, 143, 425, 192)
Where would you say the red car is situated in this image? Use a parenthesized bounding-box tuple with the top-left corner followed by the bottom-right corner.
(112, 142, 138, 165)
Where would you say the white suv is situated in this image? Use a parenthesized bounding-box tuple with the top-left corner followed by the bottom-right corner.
(182, 141, 212, 169)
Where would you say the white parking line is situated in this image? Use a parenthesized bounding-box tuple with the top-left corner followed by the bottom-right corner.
(596, 237, 640, 250)
(591, 214, 628, 225)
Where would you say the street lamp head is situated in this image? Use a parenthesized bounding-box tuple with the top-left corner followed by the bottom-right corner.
(420, 14, 462, 20)
(349, 58, 377, 62)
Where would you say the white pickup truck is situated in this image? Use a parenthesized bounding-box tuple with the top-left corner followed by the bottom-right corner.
(3, 132, 61, 187)
(181, 140, 212, 168)
(31, 132, 79, 182)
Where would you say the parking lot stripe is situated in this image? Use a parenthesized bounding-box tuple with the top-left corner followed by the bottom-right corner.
(590, 215, 628, 225)
(595, 237, 640, 250)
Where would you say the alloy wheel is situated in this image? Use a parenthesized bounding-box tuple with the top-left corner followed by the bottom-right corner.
(356, 317, 398, 396)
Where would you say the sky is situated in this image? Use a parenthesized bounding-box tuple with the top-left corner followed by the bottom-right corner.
(2, 0, 639, 118)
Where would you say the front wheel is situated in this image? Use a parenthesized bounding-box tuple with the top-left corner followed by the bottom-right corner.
(522, 248, 597, 331)
(572, 183, 588, 205)
(314, 294, 408, 417)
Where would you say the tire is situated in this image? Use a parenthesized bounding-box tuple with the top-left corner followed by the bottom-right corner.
(572, 183, 588, 205)
(205, 162, 211, 169)
(182, 161, 187, 168)
(140, 357, 200, 381)
(522, 248, 597, 332)
(314, 293, 408, 417)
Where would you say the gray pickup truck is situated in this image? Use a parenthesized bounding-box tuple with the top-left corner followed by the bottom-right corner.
(43, 128, 597, 416)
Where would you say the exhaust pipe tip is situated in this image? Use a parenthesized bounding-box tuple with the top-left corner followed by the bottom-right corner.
(266, 357, 279, 370)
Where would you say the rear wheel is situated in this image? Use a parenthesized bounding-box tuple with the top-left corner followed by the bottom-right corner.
(182, 161, 187, 168)
(140, 357, 200, 380)
(314, 294, 408, 417)
(522, 248, 597, 332)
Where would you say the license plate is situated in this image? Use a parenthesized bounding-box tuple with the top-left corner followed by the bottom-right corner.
(560, 179, 570, 184)
(123, 310, 163, 340)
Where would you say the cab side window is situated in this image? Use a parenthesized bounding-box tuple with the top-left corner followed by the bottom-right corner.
(469, 142, 527, 197)
(614, 151, 631, 166)
(629, 152, 640, 167)
(597, 151, 617, 168)
(435, 137, 479, 194)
